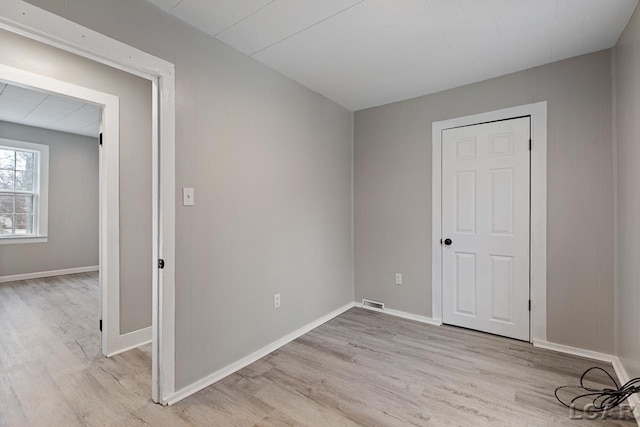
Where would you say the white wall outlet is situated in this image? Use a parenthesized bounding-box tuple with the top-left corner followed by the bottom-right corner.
(395, 273, 402, 285)
(273, 293, 281, 309)
(183, 187, 195, 206)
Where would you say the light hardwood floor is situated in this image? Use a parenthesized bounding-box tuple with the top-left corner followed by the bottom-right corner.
(0, 272, 635, 426)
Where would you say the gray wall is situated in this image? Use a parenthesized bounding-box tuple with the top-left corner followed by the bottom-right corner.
(354, 50, 615, 353)
(613, 4, 640, 378)
(0, 28, 153, 335)
(23, 0, 355, 389)
(0, 121, 98, 275)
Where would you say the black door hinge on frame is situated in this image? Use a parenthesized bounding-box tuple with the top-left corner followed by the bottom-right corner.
(529, 300, 532, 311)
(529, 138, 532, 151)
(158, 259, 165, 269)
(99, 133, 103, 146)
(99, 319, 102, 331)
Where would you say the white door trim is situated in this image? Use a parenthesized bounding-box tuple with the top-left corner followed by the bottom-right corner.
(0, 1, 176, 404)
(432, 102, 547, 342)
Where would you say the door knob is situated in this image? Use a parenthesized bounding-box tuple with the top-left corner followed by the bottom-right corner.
(444, 238, 452, 246)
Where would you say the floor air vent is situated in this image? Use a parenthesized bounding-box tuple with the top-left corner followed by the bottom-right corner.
(361, 299, 385, 311)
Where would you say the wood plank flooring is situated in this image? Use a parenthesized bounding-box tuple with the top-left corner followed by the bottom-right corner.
(0, 272, 635, 426)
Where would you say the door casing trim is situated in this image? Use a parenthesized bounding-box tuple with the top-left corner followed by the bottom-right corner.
(431, 102, 547, 343)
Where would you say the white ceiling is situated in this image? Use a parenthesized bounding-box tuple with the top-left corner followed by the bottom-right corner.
(148, 0, 639, 110)
(0, 83, 101, 137)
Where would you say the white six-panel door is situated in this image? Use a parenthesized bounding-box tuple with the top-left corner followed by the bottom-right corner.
(441, 117, 530, 341)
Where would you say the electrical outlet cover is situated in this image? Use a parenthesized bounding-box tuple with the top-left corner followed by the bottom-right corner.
(274, 293, 281, 309)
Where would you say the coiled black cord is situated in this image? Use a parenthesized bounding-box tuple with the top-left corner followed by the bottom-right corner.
(555, 367, 640, 412)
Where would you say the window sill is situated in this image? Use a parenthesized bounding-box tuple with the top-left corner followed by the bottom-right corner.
(0, 236, 48, 245)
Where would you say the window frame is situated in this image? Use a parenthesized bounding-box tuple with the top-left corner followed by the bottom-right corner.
(0, 138, 49, 244)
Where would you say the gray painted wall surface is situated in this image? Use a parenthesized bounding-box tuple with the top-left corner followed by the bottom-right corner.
(354, 50, 615, 353)
(23, 0, 355, 389)
(0, 28, 153, 335)
(614, 4, 640, 378)
(0, 121, 98, 275)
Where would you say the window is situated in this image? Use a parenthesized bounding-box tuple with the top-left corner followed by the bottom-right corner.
(0, 139, 48, 244)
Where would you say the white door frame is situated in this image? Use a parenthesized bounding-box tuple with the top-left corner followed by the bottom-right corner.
(432, 102, 547, 343)
(0, 1, 176, 404)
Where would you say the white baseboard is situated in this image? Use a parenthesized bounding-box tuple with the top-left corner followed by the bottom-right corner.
(534, 340, 639, 425)
(162, 302, 356, 405)
(106, 326, 152, 357)
(0, 265, 99, 283)
(353, 301, 442, 326)
(532, 340, 616, 363)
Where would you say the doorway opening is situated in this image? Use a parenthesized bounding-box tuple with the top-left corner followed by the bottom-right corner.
(0, 69, 121, 356)
(0, 54, 158, 415)
(0, 1, 176, 403)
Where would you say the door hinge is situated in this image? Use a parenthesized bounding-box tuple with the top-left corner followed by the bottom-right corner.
(158, 259, 165, 269)
(99, 133, 103, 146)
(528, 300, 531, 311)
(440, 238, 443, 245)
(99, 319, 102, 331)
(529, 138, 532, 151)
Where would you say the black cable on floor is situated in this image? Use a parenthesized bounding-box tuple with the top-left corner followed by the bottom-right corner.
(555, 367, 640, 412)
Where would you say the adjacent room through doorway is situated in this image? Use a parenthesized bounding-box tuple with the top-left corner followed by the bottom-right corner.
(0, 26, 160, 416)
(0, 82, 103, 366)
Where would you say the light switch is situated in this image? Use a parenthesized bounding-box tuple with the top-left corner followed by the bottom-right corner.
(183, 188, 195, 206)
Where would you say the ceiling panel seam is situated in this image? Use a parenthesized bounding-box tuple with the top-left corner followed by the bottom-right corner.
(169, 0, 186, 11)
(17, 94, 50, 123)
(47, 103, 89, 127)
(214, 0, 278, 37)
(248, 0, 366, 57)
